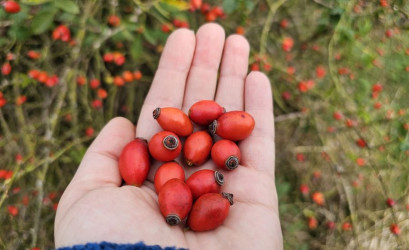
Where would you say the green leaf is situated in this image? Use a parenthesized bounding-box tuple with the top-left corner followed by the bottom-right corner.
(143, 28, 157, 45)
(31, 10, 56, 34)
(161, 0, 189, 11)
(130, 36, 143, 61)
(245, 0, 256, 12)
(223, 0, 238, 14)
(21, 0, 52, 5)
(8, 25, 31, 41)
(54, 0, 80, 14)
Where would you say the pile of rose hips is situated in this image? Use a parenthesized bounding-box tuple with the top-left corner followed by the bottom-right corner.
(118, 100, 255, 232)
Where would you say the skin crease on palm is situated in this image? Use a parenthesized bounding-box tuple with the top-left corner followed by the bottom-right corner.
(54, 23, 283, 250)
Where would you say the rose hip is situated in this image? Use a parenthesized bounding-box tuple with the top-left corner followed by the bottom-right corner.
(148, 131, 182, 162)
(209, 111, 255, 141)
(158, 178, 192, 226)
(211, 139, 241, 170)
(186, 169, 224, 200)
(3, 1, 20, 14)
(154, 161, 185, 193)
(183, 131, 213, 166)
(153, 107, 193, 136)
(118, 138, 150, 186)
(188, 192, 233, 232)
(188, 100, 225, 126)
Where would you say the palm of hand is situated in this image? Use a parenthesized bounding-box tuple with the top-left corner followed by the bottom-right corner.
(55, 24, 282, 250)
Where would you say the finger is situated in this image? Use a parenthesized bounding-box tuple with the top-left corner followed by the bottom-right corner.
(70, 117, 136, 188)
(182, 23, 225, 113)
(239, 71, 275, 176)
(137, 28, 196, 140)
(215, 35, 250, 111)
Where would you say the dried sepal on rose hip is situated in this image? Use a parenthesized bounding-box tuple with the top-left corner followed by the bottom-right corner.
(153, 107, 193, 136)
(209, 111, 255, 141)
(118, 138, 150, 186)
(183, 130, 213, 166)
(211, 139, 241, 171)
(187, 192, 233, 232)
(186, 169, 224, 200)
(158, 178, 193, 226)
(148, 131, 182, 162)
(154, 161, 185, 193)
(188, 100, 225, 126)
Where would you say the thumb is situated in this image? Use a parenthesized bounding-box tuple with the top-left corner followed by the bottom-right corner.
(70, 117, 135, 190)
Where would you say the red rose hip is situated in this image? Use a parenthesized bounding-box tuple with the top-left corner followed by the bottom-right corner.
(158, 179, 193, 225)
(118, 138, 150, 186)
(186, 169, 224, 200)
(188, 192, 233, 232)
(183, 131, 213, 166)
(211, 139, 241, 170)
(188, 100, 225, 126)
(3, 1, 20, 14)
(148, 131, 182, 162)
(154, 162, 185, 193)
(209, 111, 255, 141)
(153, 107, 193, 136)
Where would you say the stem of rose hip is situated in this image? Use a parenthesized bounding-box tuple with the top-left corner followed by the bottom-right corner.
(222, 192, 234, 205)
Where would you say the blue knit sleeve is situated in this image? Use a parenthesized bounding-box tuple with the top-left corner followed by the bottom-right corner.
(57, 241, 188, 250)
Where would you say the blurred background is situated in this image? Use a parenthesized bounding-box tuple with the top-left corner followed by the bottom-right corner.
(1, 0, 408, 249)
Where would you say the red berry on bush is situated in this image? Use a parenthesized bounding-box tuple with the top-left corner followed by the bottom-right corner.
(90, 79, 100, 89)
(119, 138, 150, 186)
(356, 138, 367, 148)
(113, 76, 125, 86)
(122, 70, 134, 83)
(332, 111, 343, 120)
(108, 15, 121, 27)
(312, 192, 325, 206)
(308, 216, 318, 230)
(27, 50, 41, 60)
(76, 76, 87, 86)
(342, 222, 352, 231)
(186, 169, 224, 200)
(133, 70, 142, 80)
(148, 131, 182, 162)
(1, 62, 12, 76)
(390, 224, 400, 235)
(7, 205, 19, 216)
(103, 53, 114, 63)
(190, 0, 202, 10)
(3, 1, 20, 14)
(299, 184, 309, 196)
(52, 25, 71, 42)
(188, 192, 233, 232)
(386, 198, 395, 207)
(282, 37, 294, 52)
(327, 221, 335, 230)
(158, 179, 192, 226)
(153, 107, 193, 137)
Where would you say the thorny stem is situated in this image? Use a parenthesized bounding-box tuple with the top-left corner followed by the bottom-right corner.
(327, 0, 358, 113)
(31, 2, 99, 247)
(259, 0, 288, 57)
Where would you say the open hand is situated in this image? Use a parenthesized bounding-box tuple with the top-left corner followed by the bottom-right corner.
(54, 23, 282, 250)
